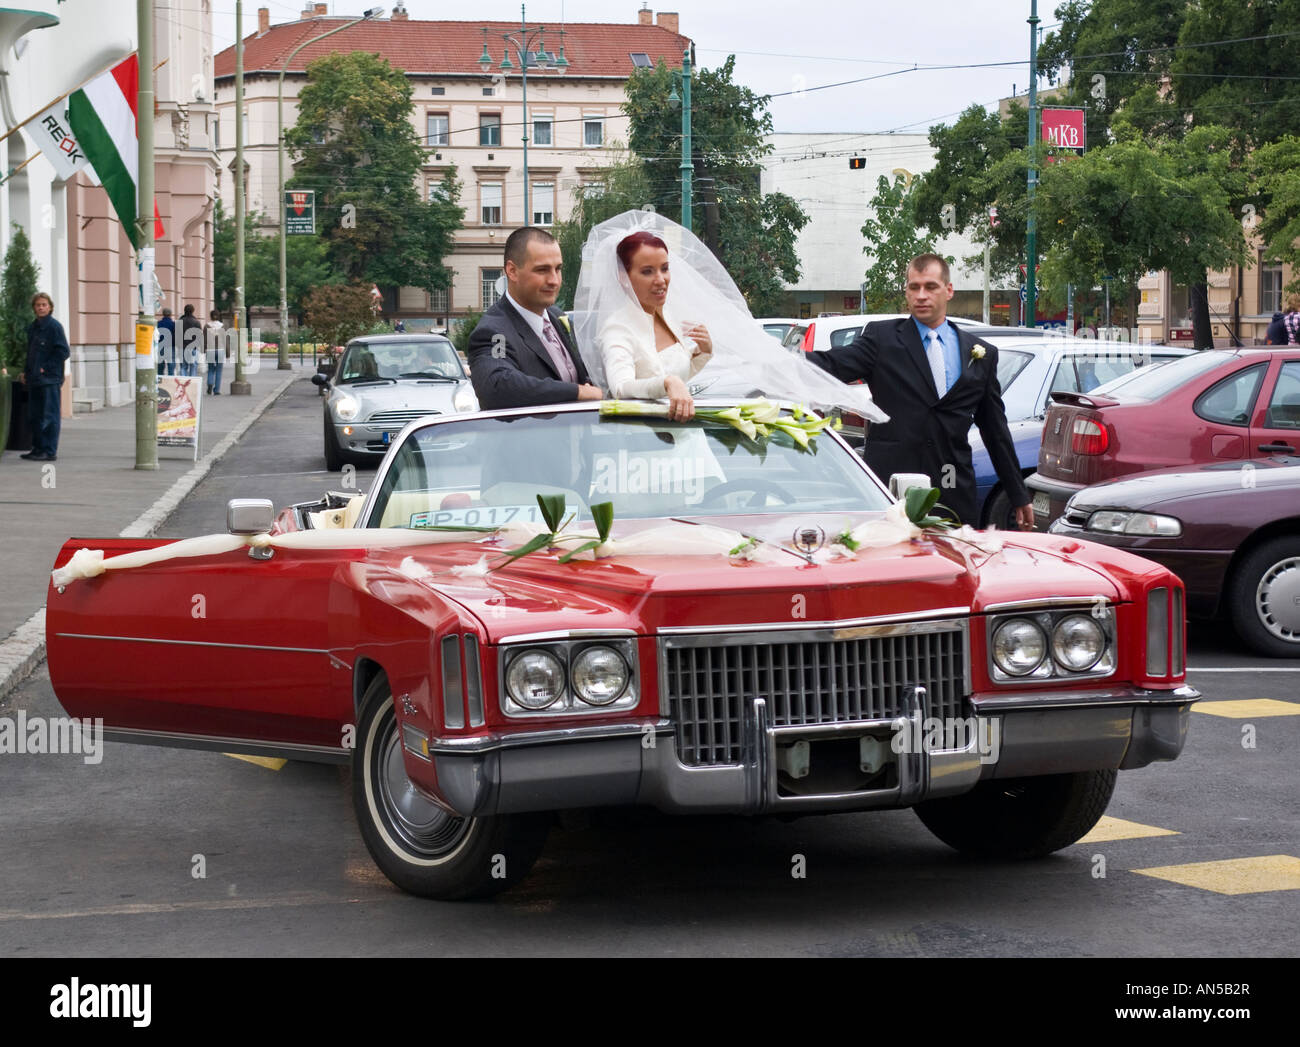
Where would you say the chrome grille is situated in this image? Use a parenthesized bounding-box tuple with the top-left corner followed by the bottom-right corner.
(661, 621, 969, 767)
(367, 409, 439, 427)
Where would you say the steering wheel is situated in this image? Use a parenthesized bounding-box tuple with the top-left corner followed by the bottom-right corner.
(697, 478, 798, 508)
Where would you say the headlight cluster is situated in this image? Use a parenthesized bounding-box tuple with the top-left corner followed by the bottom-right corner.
(989, 608, 1115, 682)
(1086, 510, 1182, 537)
(502, 639, 638, 716)
(452, 385, 479, 413)
(334, 395, 360, 421)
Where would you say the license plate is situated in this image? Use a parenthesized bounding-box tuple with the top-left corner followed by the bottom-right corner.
(1032, 491, 1050, 516)
(381, 430, 392, 445)
(410, 505, 543, 529)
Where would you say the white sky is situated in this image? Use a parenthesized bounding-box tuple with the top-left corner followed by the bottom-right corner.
(214, 1, 1058, 136)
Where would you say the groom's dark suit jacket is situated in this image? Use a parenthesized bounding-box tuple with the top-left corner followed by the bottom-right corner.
(806, 317, 1028, 525)
(468, 296, 590, 409)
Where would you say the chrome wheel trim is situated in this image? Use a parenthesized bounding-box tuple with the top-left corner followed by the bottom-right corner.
(375, 714, 470, 857)
(1255, 556, 1300, 643)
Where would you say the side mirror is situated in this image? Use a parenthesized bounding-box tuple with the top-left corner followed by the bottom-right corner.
(311, 373, 328, 388)
(889, 472, 931, 499)
(227, 498, 275, 536)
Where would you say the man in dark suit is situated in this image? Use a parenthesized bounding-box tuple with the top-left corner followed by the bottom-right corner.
(806, 253, 1033, 529)
(468, 227, 603, 409)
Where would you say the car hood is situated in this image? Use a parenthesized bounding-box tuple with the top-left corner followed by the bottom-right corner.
(1069, 456, 1300, 511)
(332, 379, 466, 417)
(367, 514, 1138, 641)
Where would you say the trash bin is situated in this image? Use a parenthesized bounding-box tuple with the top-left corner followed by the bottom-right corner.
(5, 376, 33, 452)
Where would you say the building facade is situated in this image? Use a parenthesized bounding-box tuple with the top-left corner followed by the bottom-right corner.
(760, 132, 1003, 321)
(0, 1, 218, 413)
(214, 6, 687, 330)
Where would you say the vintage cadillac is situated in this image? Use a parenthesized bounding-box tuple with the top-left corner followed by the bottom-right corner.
(46, 400, 1198, 899)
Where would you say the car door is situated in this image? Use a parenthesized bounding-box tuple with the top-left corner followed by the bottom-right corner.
(1253, 359, 1300, 457)
(46, 540, 356, 760)
(1191, 363, 1268, 461)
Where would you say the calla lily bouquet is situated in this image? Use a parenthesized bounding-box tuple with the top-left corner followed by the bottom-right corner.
(599, 397, 839, 451)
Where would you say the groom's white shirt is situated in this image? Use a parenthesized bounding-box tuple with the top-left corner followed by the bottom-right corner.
(597, 300, 710, 399)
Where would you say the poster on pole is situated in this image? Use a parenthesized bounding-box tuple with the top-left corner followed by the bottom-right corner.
(285, 190, 315, 234)
(1041, 107, 1086, 151)
(156, 376, 203, 461)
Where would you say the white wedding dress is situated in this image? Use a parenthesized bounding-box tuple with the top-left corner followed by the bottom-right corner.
(571, 211, 887, 422)
(596, 300, 711, 399)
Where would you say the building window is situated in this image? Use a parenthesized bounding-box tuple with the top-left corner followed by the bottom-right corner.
(1261, 263, 1283, 315)
(426, 112, 449, 147)
(533, 118, 552, 146)
(582, 180, 605, 199)
(583, 118, 604, 147)
(214, 117, 220, 151)
(430, 86, 446, 96)
(532, 182, 555, 226)
(480, 114, 501, 146)
(430, 286, 450, 314)
(481, 183, 502, 225)
(482, 268, 503, 310)
(428, 180, 448, 202)
(630, 52, 652, 68)
(482, 86, 497, 97)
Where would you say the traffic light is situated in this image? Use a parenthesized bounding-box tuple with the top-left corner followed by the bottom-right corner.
(849, 157, 866, 170)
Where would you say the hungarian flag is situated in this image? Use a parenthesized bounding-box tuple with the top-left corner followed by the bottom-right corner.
(67, 55, 141, 247)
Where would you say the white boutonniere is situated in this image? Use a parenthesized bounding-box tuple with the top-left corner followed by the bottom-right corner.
(970, 344, 986, 361)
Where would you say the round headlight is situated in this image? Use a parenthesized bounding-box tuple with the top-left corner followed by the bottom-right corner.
(992, 618, 1047, 676)
(1051, 614, 1105, 672)
(453, 385, 479, 413)
(335, 395, 360, 421)
(506, 649, 565, 710)
(571, 646, 630, 706)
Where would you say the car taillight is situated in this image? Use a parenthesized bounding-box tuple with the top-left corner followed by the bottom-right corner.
(1071, 418, 1109, 455)
(801, 323, 816, 352)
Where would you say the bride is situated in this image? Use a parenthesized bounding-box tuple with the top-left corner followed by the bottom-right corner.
(572, 210, 887, 424)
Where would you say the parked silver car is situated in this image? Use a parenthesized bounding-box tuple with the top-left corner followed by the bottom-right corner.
(312, 335, 477, 469)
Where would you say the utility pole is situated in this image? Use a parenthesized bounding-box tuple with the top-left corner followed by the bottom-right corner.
(680, 44, 692, 233)
(1025, 0, 1040, 329)
(134, 0, 158, 469)
(231, 0, 251, 394)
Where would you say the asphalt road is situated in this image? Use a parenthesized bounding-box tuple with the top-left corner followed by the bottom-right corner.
(1, 377, 1296, 957)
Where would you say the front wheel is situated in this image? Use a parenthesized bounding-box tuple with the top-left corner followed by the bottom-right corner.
(1226, 536, 1300, 657)
(914, 769, 1116, 859)
(323, 413, 344, 472)
(352, 676, 550, 899)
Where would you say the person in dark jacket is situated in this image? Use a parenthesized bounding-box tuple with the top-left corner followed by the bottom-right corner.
(18, 292, 70, 461)
(157, 307, 176, 374)
(179, 304, 204, 377)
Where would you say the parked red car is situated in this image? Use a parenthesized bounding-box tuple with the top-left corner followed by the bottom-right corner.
(1028, 349, 1300, 528)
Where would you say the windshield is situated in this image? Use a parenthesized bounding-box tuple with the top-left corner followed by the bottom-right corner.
(367, 410, 892, 529)
(338, 340, 465, 382)
(1090, 350, 1233, 402)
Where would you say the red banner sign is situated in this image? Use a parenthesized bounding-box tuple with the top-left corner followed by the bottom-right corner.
(1041, 107, 1086, 151)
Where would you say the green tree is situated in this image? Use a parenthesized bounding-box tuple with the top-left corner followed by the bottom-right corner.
(0, 224, 39, 370)
(305, 283, 380, 348)
(621, 56, 808, 311)
(553, 153, 652, 309)
(860, 175, 949, 312)
(285, 52, 463, 297)
(214, 199, 339, 322)
(1253, 136, 1300, 289)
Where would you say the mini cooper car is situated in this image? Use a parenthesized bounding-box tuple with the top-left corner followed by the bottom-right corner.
(312, 334, 478, 469)
(46, 401, 1197, 900)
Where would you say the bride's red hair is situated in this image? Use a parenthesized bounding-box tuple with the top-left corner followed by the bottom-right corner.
(616, 231, 668, 271)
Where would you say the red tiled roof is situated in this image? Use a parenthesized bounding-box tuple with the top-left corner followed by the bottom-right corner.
(214, 17, 688, 80)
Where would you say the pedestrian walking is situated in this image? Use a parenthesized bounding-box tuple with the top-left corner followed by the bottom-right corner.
(205, 310, 226, 394)
(18, 291, 69, 461)
(180, 304, 203, 377)
(157, 307, 176, 374)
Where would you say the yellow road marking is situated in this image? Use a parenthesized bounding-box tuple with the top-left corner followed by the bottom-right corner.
(1078, 816, 1179, 843)
(1193, 699, 1299, 718)
(223, 753, 287, 771)
(1132, 855, 1300, 895)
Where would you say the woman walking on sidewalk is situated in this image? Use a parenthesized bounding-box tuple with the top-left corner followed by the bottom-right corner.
(205, 309, 226, 394)
(18, 291, 69, 461)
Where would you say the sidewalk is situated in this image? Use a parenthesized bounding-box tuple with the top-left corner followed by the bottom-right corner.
(0, 362, 304, 701)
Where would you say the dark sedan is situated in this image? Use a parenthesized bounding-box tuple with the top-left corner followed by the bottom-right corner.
(1049, 457, 1300, 657)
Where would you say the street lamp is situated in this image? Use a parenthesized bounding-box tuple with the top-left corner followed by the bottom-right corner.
(479, 4, 567, 229)
(668, 45, 693, 233)
(277, 6, 384, 370)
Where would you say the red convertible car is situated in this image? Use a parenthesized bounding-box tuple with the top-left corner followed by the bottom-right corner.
(46, 401, 1197, 899)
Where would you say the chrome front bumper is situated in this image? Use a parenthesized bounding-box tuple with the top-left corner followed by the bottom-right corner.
(417, 685, 1198, 818)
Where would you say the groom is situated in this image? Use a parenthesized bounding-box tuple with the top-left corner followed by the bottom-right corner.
(468, 227, 604, 409)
